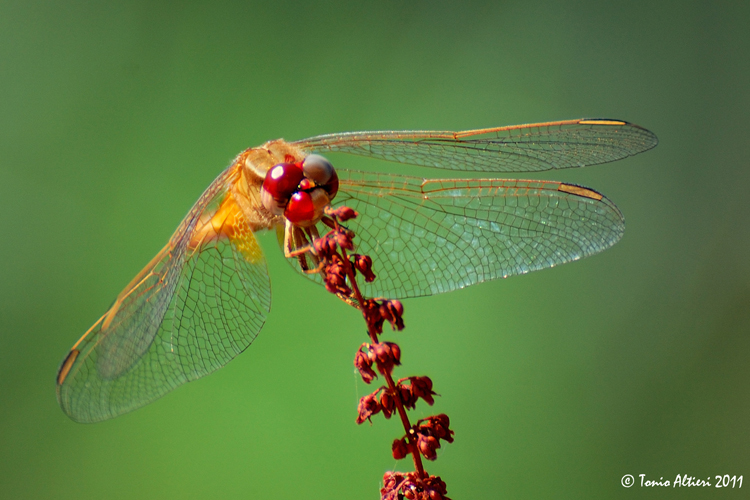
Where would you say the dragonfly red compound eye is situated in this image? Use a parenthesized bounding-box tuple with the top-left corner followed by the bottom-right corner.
(261, 162, 305, 214)
(284, 190, 316, 224)
(302, 154, 339, 199)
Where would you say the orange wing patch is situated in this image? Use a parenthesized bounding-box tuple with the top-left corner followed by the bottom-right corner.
(557, 183, 603, 201)
(189, 192, 263, 264)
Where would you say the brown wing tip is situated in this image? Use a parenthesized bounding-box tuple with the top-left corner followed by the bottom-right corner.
(577, 119, 628, 126)
(557, 183, 604, 201)
(56, 349, 80, 386)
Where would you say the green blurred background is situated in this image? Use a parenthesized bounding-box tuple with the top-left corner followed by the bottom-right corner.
(1, 1, 749, 498)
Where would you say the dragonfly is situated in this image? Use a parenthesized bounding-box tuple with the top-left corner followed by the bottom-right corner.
(56, 118, 657, 423)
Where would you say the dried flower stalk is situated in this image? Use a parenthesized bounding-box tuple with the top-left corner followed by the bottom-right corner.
(305, 206, 454, 500)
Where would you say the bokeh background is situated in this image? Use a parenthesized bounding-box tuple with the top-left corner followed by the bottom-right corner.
(2, 1, 749, 499)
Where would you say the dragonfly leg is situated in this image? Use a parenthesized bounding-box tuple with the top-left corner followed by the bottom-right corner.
(282, 220, 326, 275)
(283, 221, 313, 258)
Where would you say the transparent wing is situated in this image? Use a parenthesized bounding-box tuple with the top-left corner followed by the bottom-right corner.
(56, 166, 271, 423)
(282, 170, 624, 299)
(292, 118, 657, 173)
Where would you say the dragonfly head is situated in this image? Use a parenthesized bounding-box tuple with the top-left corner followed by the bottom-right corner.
(260, 153, 339, 227)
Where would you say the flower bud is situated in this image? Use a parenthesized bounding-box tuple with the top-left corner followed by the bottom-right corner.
(381, 300, 405, 330)
(354, 345, 377, 384)
(326, 206, 357, 221)
(379, 389, 395, 418)
(391, 437, 409, 460)
(417, 434, 440, 461)
(352, 254, 376, 282)
(356, 391, 382, 424)
(334, 229, 354, 250)
(410, 376, 436, 406)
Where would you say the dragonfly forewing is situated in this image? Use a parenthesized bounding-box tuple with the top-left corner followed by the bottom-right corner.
(293, 119, 658, 173)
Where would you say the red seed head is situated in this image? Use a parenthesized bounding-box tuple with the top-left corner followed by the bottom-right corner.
(354, 345, 377, 384)
(379, 388, 397, 418)
(362, 299, 385, 334)
(399, 383, 418, 410)
(382, 472, 450, 500)
(427, 414, 454, 443)
(356, 391, 382, 424)
(381, 300, 405, 330)
(373, 342, 400, 375)
(352, 254, 376, 282)
(410, 376, 436, 406)
(391, 437, 409, 460)
(417, 434, 440, 461)
(326, 206, 357, 221)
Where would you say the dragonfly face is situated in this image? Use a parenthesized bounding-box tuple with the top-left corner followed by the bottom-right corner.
(56, 118, 657, 423)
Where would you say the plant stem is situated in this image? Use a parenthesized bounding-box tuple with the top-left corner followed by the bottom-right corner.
(337, 244, 426, 479)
